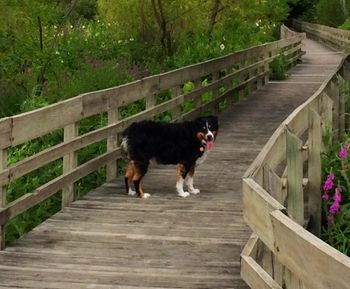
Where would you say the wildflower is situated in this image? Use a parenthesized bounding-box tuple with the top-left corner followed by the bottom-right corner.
(256, 22, 259, 27)
(118, 40, 123, 44)
(322, 193, 329, 202)
(70, 25, 73, 29)
(329, 201, 340, 214)
(130, 38, 134, 41)
(338, 143, 349, 159)
(323, 173, 335, 191)
(130, 66, 138, 77)
(220, 43, 225, 50)
(334, 186, 342, 202)
(82, 25, 85, 29)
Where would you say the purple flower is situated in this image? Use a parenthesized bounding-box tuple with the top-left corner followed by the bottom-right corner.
(334, 187, 342, 202)
(338, 143, 349, 159)
(329, 201, 340, 214)
(130, 66, 138, 77)
(323, 173, 335, 191)
(322, 193, 329, 202)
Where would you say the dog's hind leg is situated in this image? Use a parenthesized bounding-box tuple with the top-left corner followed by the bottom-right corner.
(176, 164, 190, 198)
(124, 161, 136, 196)
(186, 165, 200, 195)
(133, 161, 150, 199)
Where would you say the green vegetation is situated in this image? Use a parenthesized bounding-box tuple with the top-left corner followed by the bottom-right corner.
(1, 0, 298, 244)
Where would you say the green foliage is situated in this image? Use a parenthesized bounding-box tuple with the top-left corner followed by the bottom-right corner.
(0, 0, 297, 244)
(316, 0, 349, 27)
(321, 135, 350, 256)
(270, 53, 288, 80)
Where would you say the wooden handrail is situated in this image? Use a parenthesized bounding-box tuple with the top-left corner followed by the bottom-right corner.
(241, 24, 350, 289)
(0, 27, 304, 248)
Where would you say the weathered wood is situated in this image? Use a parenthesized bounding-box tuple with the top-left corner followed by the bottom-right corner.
(307, 108, 322, 237)
(271, 210, 350, 289)
(241, 255, 283, 289)
(0, 118, 12, 149)
(242, 178, 285, 250)
(286, 129, 304, 225)
(106, 109, 119, 182)
(0, 149, 6, 250)
(330, 81, 340, 139)
(62, 123, 78, 208)
(0, 149, 121, 226)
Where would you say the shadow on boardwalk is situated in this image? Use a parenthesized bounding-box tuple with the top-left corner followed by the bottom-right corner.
(0, 38, 343, 289)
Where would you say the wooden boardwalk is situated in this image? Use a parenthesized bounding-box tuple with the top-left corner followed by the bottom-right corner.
(0, 38, 343, 289)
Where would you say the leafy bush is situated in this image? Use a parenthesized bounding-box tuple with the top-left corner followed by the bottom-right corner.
(270, 53, 288, 80)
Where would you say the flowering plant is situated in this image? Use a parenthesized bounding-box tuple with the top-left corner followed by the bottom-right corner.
(321, 139, 350, 255)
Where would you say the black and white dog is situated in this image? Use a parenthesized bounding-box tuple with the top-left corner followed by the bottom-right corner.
(121, 116, 219, 198)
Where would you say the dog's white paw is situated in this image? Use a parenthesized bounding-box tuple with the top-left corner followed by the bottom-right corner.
(178, 191, 190, 198)
(128, 189, 137, 196)
(189, 188, 200, 195)
(142, 193, 151, 199)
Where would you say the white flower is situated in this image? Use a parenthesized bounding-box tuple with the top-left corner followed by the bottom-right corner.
(70, 25, 73, 29)
(118, 40, 123, 44)
(220, 43, 225, 50)
(256, 22, 259, 27)
(130, 38, 134, 41)
(55, 51, 60, 55)
(82, 25, 85, 29)
(61, 60, 64, 63)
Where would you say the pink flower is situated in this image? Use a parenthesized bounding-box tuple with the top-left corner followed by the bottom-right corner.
(329, 201, 340, 214)
(334, 187, 342, 202)
(322, 193, 329, 202)
(338, 143, 349, 159)
(323, 173, 335, 191)
(130, 66, 138, 77)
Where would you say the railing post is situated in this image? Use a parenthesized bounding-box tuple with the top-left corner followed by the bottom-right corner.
(308, 108, 322, 237)
(330, 81, 340, 140)
(172, 86, 182, 120)
(0, 149, 6, 249)
(62, 123, 78, 208)
(106, 109, 119, 182)
(286, 129, 304, 225)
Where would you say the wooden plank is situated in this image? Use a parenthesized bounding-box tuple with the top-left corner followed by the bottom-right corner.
(286, 129, 304, 225)
(11, 97, 83, 146)
(330, 81, 340, 139)
(0, 149, 6, 249)
(241, 233, 260, 259)
(271, 210, 350, 289)
(242, 177, 285, 250)
(62, 123, 78, 208)
(0, 149, 121, 225)
(0, 118, 12, 149)
(307, 108, 322, 237)
(241, 256, 283, 289)
(106, 108, 119, 182)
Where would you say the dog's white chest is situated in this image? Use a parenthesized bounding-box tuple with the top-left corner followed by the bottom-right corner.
(196, 151, 209, 166)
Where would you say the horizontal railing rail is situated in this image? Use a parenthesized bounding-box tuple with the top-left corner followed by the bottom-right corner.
(0, 28, 304, 249)
(241, 24, 350, 289)
(293, 19, 350, 50)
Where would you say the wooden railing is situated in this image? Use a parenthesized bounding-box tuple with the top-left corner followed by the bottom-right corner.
(240, 43, 350, 289)
(0, 28, 304, 249)
(293, 19, 350, 50)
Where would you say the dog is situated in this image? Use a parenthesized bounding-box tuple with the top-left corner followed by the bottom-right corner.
(121, 115, 219, 198)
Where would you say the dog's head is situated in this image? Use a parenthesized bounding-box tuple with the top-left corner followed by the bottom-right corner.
(195, 115, 219, 150)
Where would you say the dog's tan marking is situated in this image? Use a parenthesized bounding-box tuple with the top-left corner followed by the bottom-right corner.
(196, 132, 205, 142)
(176, 164, 185, 181)
(132, 164, 145, 198)
(125, 161, 135, 187)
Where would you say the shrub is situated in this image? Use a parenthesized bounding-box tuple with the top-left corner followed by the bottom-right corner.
(270, 53, 288, 80)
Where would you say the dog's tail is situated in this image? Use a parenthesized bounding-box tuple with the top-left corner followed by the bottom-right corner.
(120, 137, 129, 159)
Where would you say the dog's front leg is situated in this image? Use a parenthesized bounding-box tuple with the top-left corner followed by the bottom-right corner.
(176, 164, 190, 198)
(185, 165, 200, 195)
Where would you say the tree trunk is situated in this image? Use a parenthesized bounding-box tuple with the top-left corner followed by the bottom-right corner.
(150, 0, 173, 56)
(208, 0, 221, 36)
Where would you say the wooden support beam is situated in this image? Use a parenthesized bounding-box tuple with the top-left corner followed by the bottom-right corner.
(62, 123, 78, 208)
(0, 149, 6, 249)
(286, 129, 304, 225)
